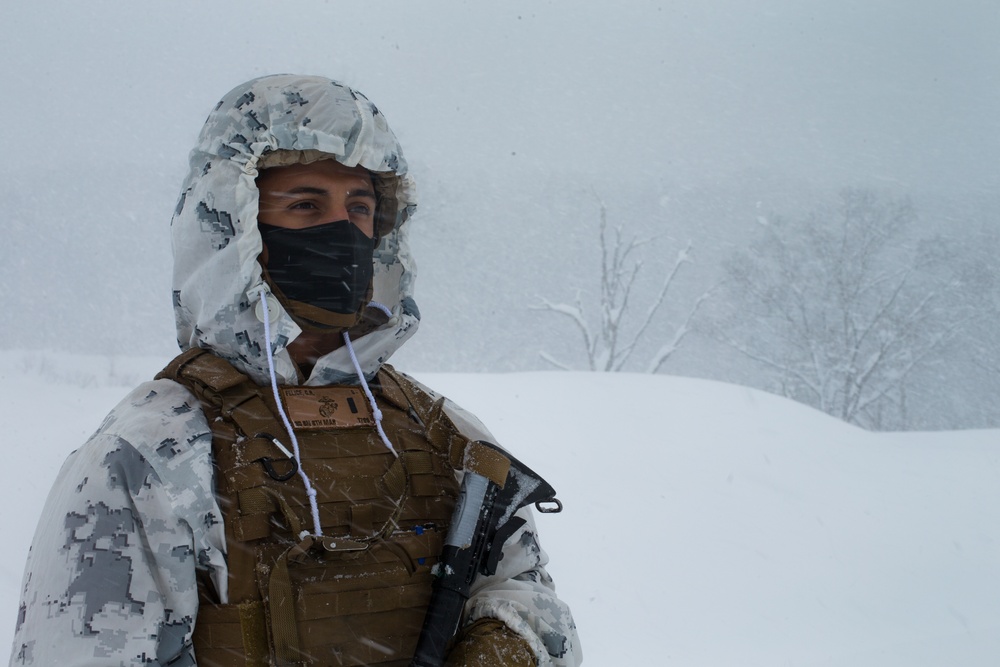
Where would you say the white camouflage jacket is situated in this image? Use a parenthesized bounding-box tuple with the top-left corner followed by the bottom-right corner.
(10, 75, 581, 667)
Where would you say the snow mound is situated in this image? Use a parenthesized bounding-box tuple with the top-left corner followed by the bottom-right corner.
(1, 353, 997, 665)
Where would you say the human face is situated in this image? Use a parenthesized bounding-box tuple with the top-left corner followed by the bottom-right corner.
(256, 160, 377, 238)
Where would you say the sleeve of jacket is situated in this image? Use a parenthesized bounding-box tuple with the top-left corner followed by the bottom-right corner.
(420, 393, 581, 666)
(9, 380, 226, 667)
(459, 508, 583, 666)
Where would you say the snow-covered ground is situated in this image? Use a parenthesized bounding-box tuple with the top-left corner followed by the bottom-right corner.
(2, 350, 998, 665)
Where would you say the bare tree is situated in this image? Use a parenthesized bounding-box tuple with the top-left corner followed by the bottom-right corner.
(534, 198, 710, 372)
(714, 188, 968, 429)
(906, 227, 1000, 428)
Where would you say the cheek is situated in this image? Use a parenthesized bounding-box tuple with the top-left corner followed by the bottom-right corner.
(256, 201, 280, 224)
(258, 207, 309, 230)
(258, 213, 293, 229)
(352, 218, 376, 239)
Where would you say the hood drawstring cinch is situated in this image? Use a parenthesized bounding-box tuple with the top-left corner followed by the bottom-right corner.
(258, 293, 401, 539)
(258, 288, 324, 538)
(344, 300, 399, 460)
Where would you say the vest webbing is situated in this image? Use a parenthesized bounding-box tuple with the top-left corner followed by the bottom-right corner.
(158, 348, 482, 667)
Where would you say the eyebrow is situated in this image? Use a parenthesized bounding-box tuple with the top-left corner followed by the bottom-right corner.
(268, 186, 377, 199)
(347, 188, 377, 199)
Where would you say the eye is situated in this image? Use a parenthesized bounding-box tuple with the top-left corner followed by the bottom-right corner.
(349, 202, 373, 216)
(289, 200, 319, 210)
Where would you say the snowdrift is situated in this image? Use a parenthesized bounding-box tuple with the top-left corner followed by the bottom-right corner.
(2, 351, 997, 665)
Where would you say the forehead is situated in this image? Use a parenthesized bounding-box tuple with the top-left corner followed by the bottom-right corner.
(256, 159, 374, 189)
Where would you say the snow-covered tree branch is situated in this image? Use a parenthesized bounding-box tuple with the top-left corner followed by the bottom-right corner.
(711, 188, 971, 430)
(533, 198, 709, 372)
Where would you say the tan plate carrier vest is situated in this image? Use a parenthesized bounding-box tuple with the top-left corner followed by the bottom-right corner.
(158, 348, 507, 667)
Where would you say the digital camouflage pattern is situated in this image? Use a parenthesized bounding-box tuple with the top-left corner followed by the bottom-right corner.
(172, 74, 420, 387)
(10, 75, 581, 666)
(13, 381, 222, 666)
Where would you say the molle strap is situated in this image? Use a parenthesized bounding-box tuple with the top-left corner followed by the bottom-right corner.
(379, 366, 512, 485)
(268, 547, 304, 667)
(191, 600, 269, 667)
(380, 450, 432, 498)
(349, 503, 375, 535)
(424, 397, 474, 471)
(230, 462, 309, 542)
(155, 347, 205, 382)
(228, 394, 284, 444)
(377, 369, 466, 463)
(238, 602, 271, 667)
(160, 350, 285, 454)
(463, 441, 511, 488)
(237, 435, 292, 463)
(158, 347, 250, 394)
(376, 366, 439, 421)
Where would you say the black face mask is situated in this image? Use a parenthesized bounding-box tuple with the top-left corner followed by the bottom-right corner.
(259, 220, 374, 315)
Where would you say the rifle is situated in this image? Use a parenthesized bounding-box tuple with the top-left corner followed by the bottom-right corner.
(409, 440, 562, 667)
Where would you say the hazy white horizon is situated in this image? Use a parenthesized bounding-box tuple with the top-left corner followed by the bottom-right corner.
(2, 1, 998, 428)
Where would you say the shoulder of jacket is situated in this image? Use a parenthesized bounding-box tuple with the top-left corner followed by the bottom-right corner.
(84, 378, 214, 480)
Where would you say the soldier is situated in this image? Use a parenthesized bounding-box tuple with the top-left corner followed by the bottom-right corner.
(11, 75, 581, 667)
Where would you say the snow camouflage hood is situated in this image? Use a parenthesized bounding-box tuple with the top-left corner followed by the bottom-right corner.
(171, 74, 419, 386)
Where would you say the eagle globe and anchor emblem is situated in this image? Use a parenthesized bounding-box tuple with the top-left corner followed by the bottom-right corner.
(318, 395, 338, 418)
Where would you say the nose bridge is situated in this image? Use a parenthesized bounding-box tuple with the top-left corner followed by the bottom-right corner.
(326, 187, 350, 222)
(328, 203, 350, 222)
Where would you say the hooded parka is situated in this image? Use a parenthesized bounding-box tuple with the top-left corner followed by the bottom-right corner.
(10, 75, 581, 667)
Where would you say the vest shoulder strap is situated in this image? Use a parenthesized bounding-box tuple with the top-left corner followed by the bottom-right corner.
(378, 365, 510, 486)
(156, 347, 250, 393)
(377, 365, 469, 469)
(157, 348, 281, 448)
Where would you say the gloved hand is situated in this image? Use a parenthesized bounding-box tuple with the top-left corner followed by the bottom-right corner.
(444, 618, 536, 667)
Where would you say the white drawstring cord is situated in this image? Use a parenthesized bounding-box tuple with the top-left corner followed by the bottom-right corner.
(343, 327, 399, 458)
(258, 289, 324, 538)
(368, 300, 393, 318)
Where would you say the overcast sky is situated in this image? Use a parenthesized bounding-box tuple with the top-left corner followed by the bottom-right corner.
(2, 0, 998, 430)
(3, 0, 998, 197)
